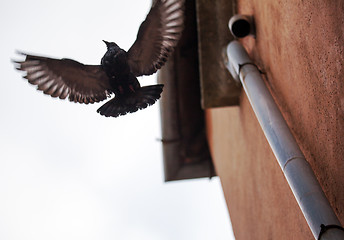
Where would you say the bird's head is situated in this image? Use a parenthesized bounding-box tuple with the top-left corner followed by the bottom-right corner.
(103, 40, 119, 50)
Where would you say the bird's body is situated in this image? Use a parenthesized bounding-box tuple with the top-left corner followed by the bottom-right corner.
(101, 42, 139, 95)
(13, 0, 185, 117)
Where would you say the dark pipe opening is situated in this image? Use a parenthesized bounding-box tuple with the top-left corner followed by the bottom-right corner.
(231, 19, 251, 38)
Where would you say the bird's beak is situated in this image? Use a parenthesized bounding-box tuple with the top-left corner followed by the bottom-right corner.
(102, 40, 110, 48)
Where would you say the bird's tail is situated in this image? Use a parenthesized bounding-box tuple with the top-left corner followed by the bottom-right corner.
(97, 84, 164, 117)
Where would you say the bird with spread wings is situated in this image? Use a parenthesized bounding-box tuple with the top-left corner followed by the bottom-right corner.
(13, 0, 184, 117)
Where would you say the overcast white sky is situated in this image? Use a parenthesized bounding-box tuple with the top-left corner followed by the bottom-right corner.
(0, 0, 235, 239)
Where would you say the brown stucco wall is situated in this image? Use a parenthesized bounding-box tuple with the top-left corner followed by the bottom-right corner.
(206, 1, 344, 239)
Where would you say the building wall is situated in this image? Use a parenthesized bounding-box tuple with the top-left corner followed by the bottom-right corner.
(206, 1, 344, 239)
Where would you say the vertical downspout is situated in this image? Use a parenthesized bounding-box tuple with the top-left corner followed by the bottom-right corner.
(226, 40, 344, 240)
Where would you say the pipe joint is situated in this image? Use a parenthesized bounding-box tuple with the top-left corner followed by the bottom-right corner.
(226, 41, 253, 83)
(318, 224, 344, 240)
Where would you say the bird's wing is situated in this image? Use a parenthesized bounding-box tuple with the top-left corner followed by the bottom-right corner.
(14, 53, 112, 104)
(127, 0, 184, 77)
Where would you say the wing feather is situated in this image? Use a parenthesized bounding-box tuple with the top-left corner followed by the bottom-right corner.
(13, 53, 112, 104)
(127, 0, 185, 77)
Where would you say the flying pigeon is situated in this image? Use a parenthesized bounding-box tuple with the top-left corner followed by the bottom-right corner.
(13, 0, 184, 117)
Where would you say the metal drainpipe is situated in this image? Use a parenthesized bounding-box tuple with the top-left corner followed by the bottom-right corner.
(226, 40, 344, 240)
